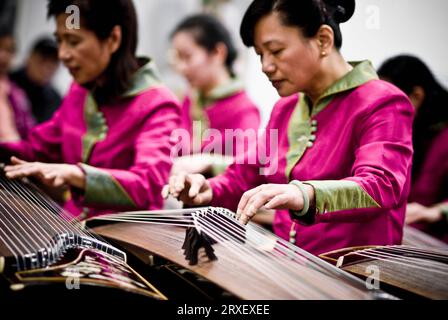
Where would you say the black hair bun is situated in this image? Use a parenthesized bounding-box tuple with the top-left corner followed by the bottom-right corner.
(324, 0, 356, 23)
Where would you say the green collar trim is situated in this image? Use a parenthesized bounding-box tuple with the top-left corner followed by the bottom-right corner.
(284, 62, 378, 180)
(197, 78, 244, 108)
(121, 58, 162, 98)
(82, 95, 107, 163)
(285, 93, 312, 179)
(319, 61, 378, 100)
(311, 60, 379, 116)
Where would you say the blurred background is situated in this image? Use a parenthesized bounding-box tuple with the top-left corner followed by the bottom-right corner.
(3, 0, 448, 127)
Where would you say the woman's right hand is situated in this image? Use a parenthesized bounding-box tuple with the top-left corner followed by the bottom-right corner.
(162, 172, 213, 206)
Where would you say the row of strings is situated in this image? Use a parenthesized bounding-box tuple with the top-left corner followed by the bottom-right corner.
(403, 225, 448, 251)
(339, 244, 448, 298)
(95, 209, 448, 298)
(0, 174, 116, 270)
(4, 172, 446, 298)
(94, 208, 379, 299)
(343, 246, 448, 276)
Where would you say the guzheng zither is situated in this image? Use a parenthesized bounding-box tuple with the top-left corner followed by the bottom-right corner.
(2, 168, 447, 300)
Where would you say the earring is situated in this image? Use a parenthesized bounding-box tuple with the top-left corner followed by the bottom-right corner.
(321, 51, 327, 57)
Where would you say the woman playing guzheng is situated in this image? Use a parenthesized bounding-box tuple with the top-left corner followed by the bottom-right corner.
(1, 0, 180, 220)
(170, 14, 260, 176)
(163, 0, 415, 256)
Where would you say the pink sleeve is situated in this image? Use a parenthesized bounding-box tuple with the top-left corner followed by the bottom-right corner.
(77, 102, 180, 211)
(0, 108, 63, 163)
(344, 94, 415, 209)
(209, 162, 266, 212)
(209, 127, 269, 211)
(209, 101, 280, 211)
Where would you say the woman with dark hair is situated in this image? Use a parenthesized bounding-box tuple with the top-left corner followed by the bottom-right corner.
(378, 55, 448, 241)
(170, 14, 260, 176)
(1, 0, 180, 220)
(163, 0, 414, 255)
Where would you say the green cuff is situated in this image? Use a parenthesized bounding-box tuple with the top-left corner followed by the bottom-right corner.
(441, 204, 448, 221)
(289, 180, 310, 217)
(304, 180, 380, 214)
(79, 164, 137, 208)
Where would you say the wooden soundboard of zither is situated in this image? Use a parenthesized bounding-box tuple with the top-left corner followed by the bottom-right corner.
(94, 222, 299, 300)
(321, 245, 448, 300)
(403, 225, 448, 250)
(94, 222, 374, 300)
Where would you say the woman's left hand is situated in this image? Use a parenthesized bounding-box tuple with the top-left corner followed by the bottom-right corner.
(4, 157, 86, 189)
(236, 183, 314, 225)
